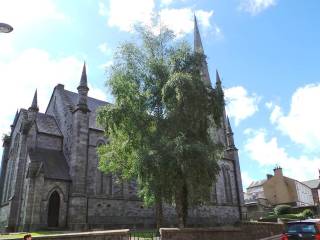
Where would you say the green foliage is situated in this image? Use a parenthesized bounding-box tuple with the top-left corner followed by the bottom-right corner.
(97, 26, 224, 228)
(301, 209, 314, 218)
(274, 205, 291, 216)
(279, 213, 304, 220)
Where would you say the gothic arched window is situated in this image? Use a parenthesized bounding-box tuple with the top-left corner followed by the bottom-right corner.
(96, 140, 112, 196)
(211, 182, 217, 204)
(222, 165, 233, 204)
(3, 133, 20, 202)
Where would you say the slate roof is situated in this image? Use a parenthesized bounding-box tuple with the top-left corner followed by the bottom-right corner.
(302, 179, 320, 189)
(63, 89, 108, 130)
(36, 113, 62, 136)
(247, 179, 267, 189)
(28, 148, 71, 181)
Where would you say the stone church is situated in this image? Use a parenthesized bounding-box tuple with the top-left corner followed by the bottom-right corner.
(0, 17, 244, 232)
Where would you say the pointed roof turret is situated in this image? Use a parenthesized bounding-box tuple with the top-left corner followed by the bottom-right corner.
(216, 69, 222, 85)
(194, 15, 204, 54)
(76, 62, 89, 111)
(29, 89, 39, 112)
(226, 116, 236, 148)
(214, 69, 224, 106)
(78, 62, 88, 90)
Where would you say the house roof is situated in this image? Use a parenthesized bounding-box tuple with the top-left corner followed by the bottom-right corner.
(36, 113, 62, 136)
(302, 179, 320, 189)
(247, 179, 267, 189)
(28, 148, 70, 181)
(62, 89, 108, 130)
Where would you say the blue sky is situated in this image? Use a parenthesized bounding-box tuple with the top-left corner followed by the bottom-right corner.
(0, 0, 319, 190)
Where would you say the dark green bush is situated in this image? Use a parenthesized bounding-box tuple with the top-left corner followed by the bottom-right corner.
(274, 205, 291, 215)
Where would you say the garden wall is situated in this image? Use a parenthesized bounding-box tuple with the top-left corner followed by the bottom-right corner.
(7, 229, 130, 240)
(160, 222, 284, 240)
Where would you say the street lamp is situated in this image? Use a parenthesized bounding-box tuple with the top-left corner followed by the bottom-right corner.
(0, 23, 13, 33)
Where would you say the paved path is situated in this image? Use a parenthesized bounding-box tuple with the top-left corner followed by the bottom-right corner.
(259, 234, 281, 240)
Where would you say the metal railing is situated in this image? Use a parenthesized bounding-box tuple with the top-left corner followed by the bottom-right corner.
(129, 230, 160, 240)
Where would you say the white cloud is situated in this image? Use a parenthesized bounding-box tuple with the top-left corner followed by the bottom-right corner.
(88, 84, 107, 101)
(98, 42, 112, 55)
(224, 86, 260, 125)
(241, 171, 255, 190)
(0, 0, 66, 30)
(269, 104, 281, 124)
(195, 10, 213, 28)
(244, 129, 319, 181)
(161, 0, 174, 6)
(107, 0, 155, 32)
(98, 1, 108, 16)
(239, 0, 277, 15)
(265, 101, 273, 109)
(270, 84, 320, 151)
(159, 8, 193, 37)
(102, 0, 217, 38)
(159, 8, 214, 38)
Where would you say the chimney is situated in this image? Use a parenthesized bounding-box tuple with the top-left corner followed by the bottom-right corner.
(267, 174, 273, 180)
(55, 84, 64, 90)
(273, 166, 283, 177)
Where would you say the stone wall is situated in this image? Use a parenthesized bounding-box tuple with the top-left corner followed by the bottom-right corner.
(36, 133, 62, 151)
(0, 203, 9, 231)
(160, 222, 284, 240)
(240, 222, 284, 240)
(7, 229, 129, 240)
(161, 227, 242, 240)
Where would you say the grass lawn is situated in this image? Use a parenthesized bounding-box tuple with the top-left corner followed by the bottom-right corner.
(0, 231, 69, 239)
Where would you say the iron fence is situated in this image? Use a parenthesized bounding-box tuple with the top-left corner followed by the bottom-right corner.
(129, 230, 160, 240)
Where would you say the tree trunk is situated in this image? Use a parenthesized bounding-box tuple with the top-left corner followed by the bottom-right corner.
(175, 182, 188, 228)
(155, 196, 163, 229)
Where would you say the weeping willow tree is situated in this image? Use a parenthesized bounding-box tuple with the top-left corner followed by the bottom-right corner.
(97, 26, 224, 228)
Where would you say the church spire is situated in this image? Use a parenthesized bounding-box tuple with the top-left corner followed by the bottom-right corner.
(79, 62, 88, 89)
(194, 15, 211, 87)
(29, 89, 39, 112)
(76, 62, 89, 111)
(194, 15, 204, 54)
(216, 69, 221, 86)
(226, 116, 235, 148)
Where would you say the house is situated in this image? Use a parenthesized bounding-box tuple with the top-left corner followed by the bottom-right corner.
(303, 171, 320, 205)
(264, 167, 314, 207)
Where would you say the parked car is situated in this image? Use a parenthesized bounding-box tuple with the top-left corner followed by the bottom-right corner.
(281, 219, 320, 240)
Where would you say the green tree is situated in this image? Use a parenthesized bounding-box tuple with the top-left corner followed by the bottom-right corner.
(97, 26, 224, 228)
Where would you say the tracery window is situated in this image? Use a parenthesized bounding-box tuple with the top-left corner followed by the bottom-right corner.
(222, 165, 233, 204)
(96, 140, 112, 195)
(3, 133, 20, 202)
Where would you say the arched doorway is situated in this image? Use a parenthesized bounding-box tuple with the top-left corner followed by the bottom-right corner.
(47, 191, 60, 227)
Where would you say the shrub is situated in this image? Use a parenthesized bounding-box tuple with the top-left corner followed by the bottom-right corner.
(302, 209, 314, 218)
(274, 205, 291, 215)
(279, 213, 304, 220)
